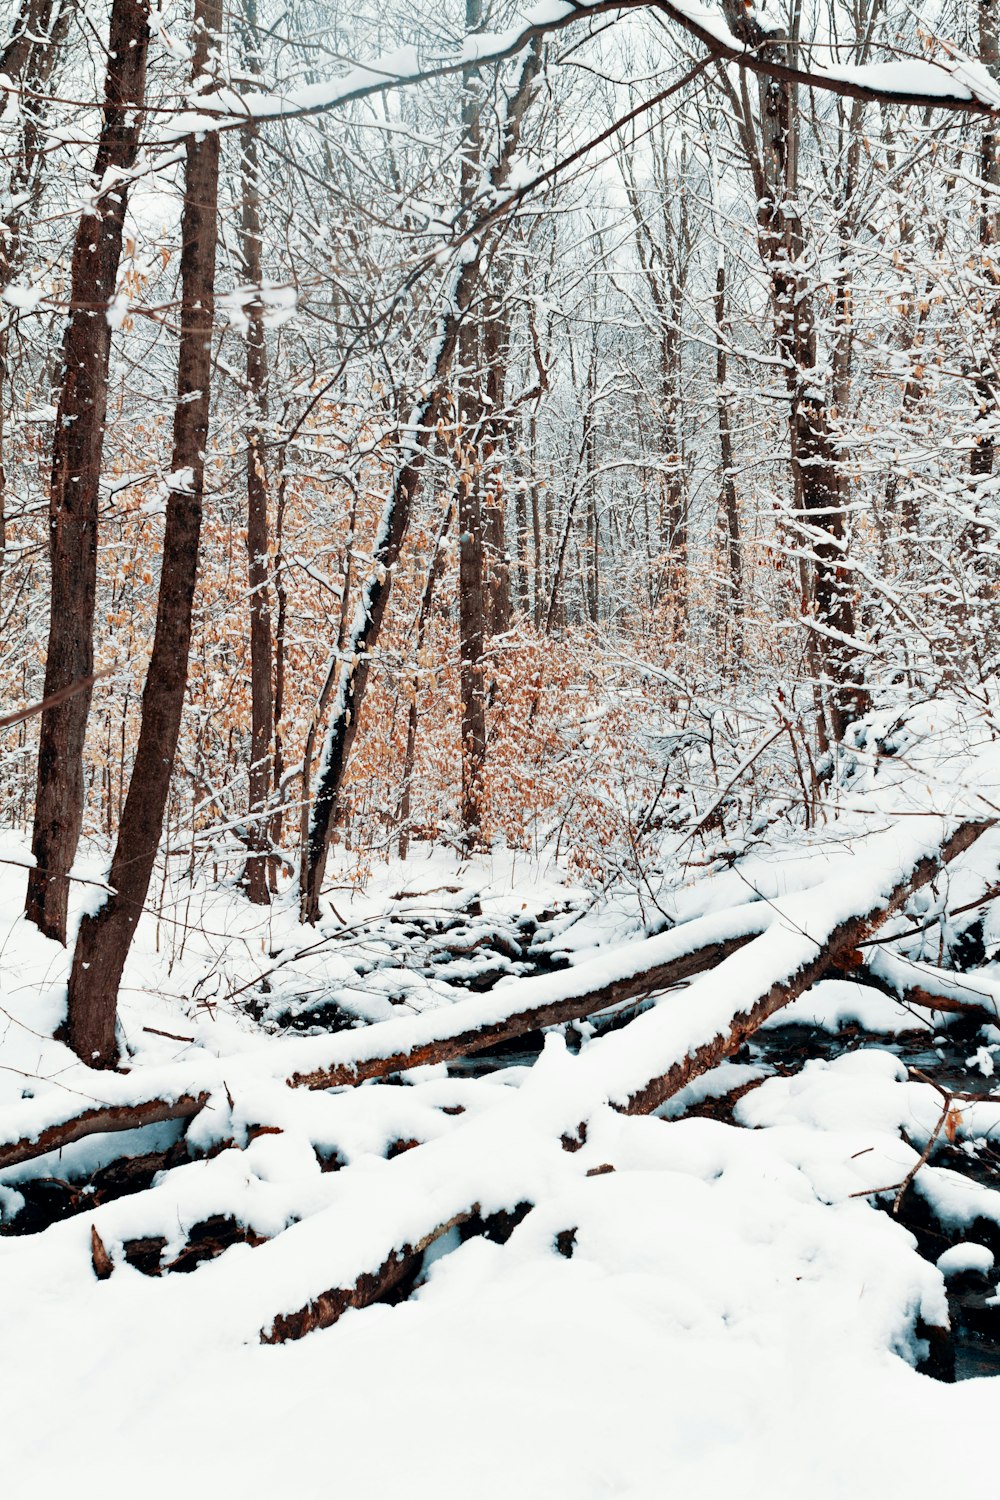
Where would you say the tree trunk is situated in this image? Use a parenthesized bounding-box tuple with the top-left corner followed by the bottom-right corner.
(300, 40, 540, 922)
(399, 502, 452, 859)
(722, 0, 867, 741)
(26, 0, 151, 943)
(714, 254, 743, 642)
(457, 0, 490, 850)
(237, 0, 274, 905)
(65, 0, 221, 1066)
(971, 0, 1000, 481)
(0, 0, 72, 610)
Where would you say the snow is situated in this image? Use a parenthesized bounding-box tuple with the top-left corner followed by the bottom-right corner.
(760, 977, 934, 1033)
(0, 1075, 990, 1499)
(3, 701, 1000, 1491)
(938, 1242, 994, 1277)
(148, 0, 1000, 151)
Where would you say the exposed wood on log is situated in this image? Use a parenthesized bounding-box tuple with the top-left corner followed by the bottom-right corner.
(260, 1209, 474, 1344)
(257, 822, 993, 1349)
(0, 823, 989, 1184)
(0, 915, 766, 1173)
(286, 928, 760, 1090)
(855, 952, 1000, 1026)
(0, 1093, 208, 1172)
(90, 1225, 113, 1280)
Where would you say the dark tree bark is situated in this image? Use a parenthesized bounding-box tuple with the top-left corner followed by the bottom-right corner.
(0, 0, 72, 609)
(398, 502, 451, 860)
(623, 134, 690, 623)
(457, 0, 491, 849)
(65, 0, 221, 1066)
(236, 0, 274, 905)
(26, 0, 151, 943)
(714, 254, 743, 641)
(300, 41, 540, 923)
(720, 1, 868, 741)
(971, 0, 1000, 482)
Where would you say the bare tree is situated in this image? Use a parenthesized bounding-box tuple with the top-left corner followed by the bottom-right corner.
(66, 0, 222, 1065)
(26, 0, 151, 943)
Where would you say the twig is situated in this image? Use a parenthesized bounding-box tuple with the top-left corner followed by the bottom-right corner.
(0, 669, 112, 733)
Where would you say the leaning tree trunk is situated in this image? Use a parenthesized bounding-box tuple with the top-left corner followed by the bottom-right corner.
(300, 40, 541, 923)
(65, 0, 221, 1066)
(26, 0, 151, 944)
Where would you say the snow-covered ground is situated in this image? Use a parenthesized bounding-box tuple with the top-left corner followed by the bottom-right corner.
(4, 699, 1000, 1496)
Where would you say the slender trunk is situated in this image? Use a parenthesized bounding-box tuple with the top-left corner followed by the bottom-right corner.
(301, 41, 540, 922)
(237, 0, 274, 904)
(457, 0, 489, 849)
(0, 0, 72, 609)
(529, 409, 544, 627)
(26, 0, 151, 943)
(972, 0, 1000, 481)
(270, 457, 289, 873)
(714, 256, 743, 642)
(66, 0, 221, 1065)
(457, 398, 488, 845)
(482, 299, 512, 637)
(399, 502, 452, 859)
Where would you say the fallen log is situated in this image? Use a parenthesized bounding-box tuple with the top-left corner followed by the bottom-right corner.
(284, 906, 771, 1090)
(859, 947, 1000, 1026)
(0, 904, 772, 1172)
(260, 1210, 474, 1343)
(254, 819, 992, 1345)
(0, 821, 987, 1186)
(610, 818, 992, 1116)
(0, 1092, 208, 1173)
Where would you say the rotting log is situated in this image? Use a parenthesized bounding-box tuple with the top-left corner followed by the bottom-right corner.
(855, 952, 1000, 1026)
(0, 822, 989, 1177)
(863, 944, 1000, 1022)
(0, 1093, 208, 1173)
(0, 913, 769, 1173)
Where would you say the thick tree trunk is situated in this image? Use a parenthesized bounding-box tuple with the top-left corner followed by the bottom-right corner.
(65, 0, 221, 1066)
(25, 0, 151, 944)
(722, 0, 867, 741)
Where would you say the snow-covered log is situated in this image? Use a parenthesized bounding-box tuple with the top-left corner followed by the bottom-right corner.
(0, 903, 771, 1171)
(0, 1092, 208, 1173)
(256, 816, 991, 1343)
(599, 818, 993, 1115)
(283, 903, 772, 1089)
(862, 947, 1000, 1025)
